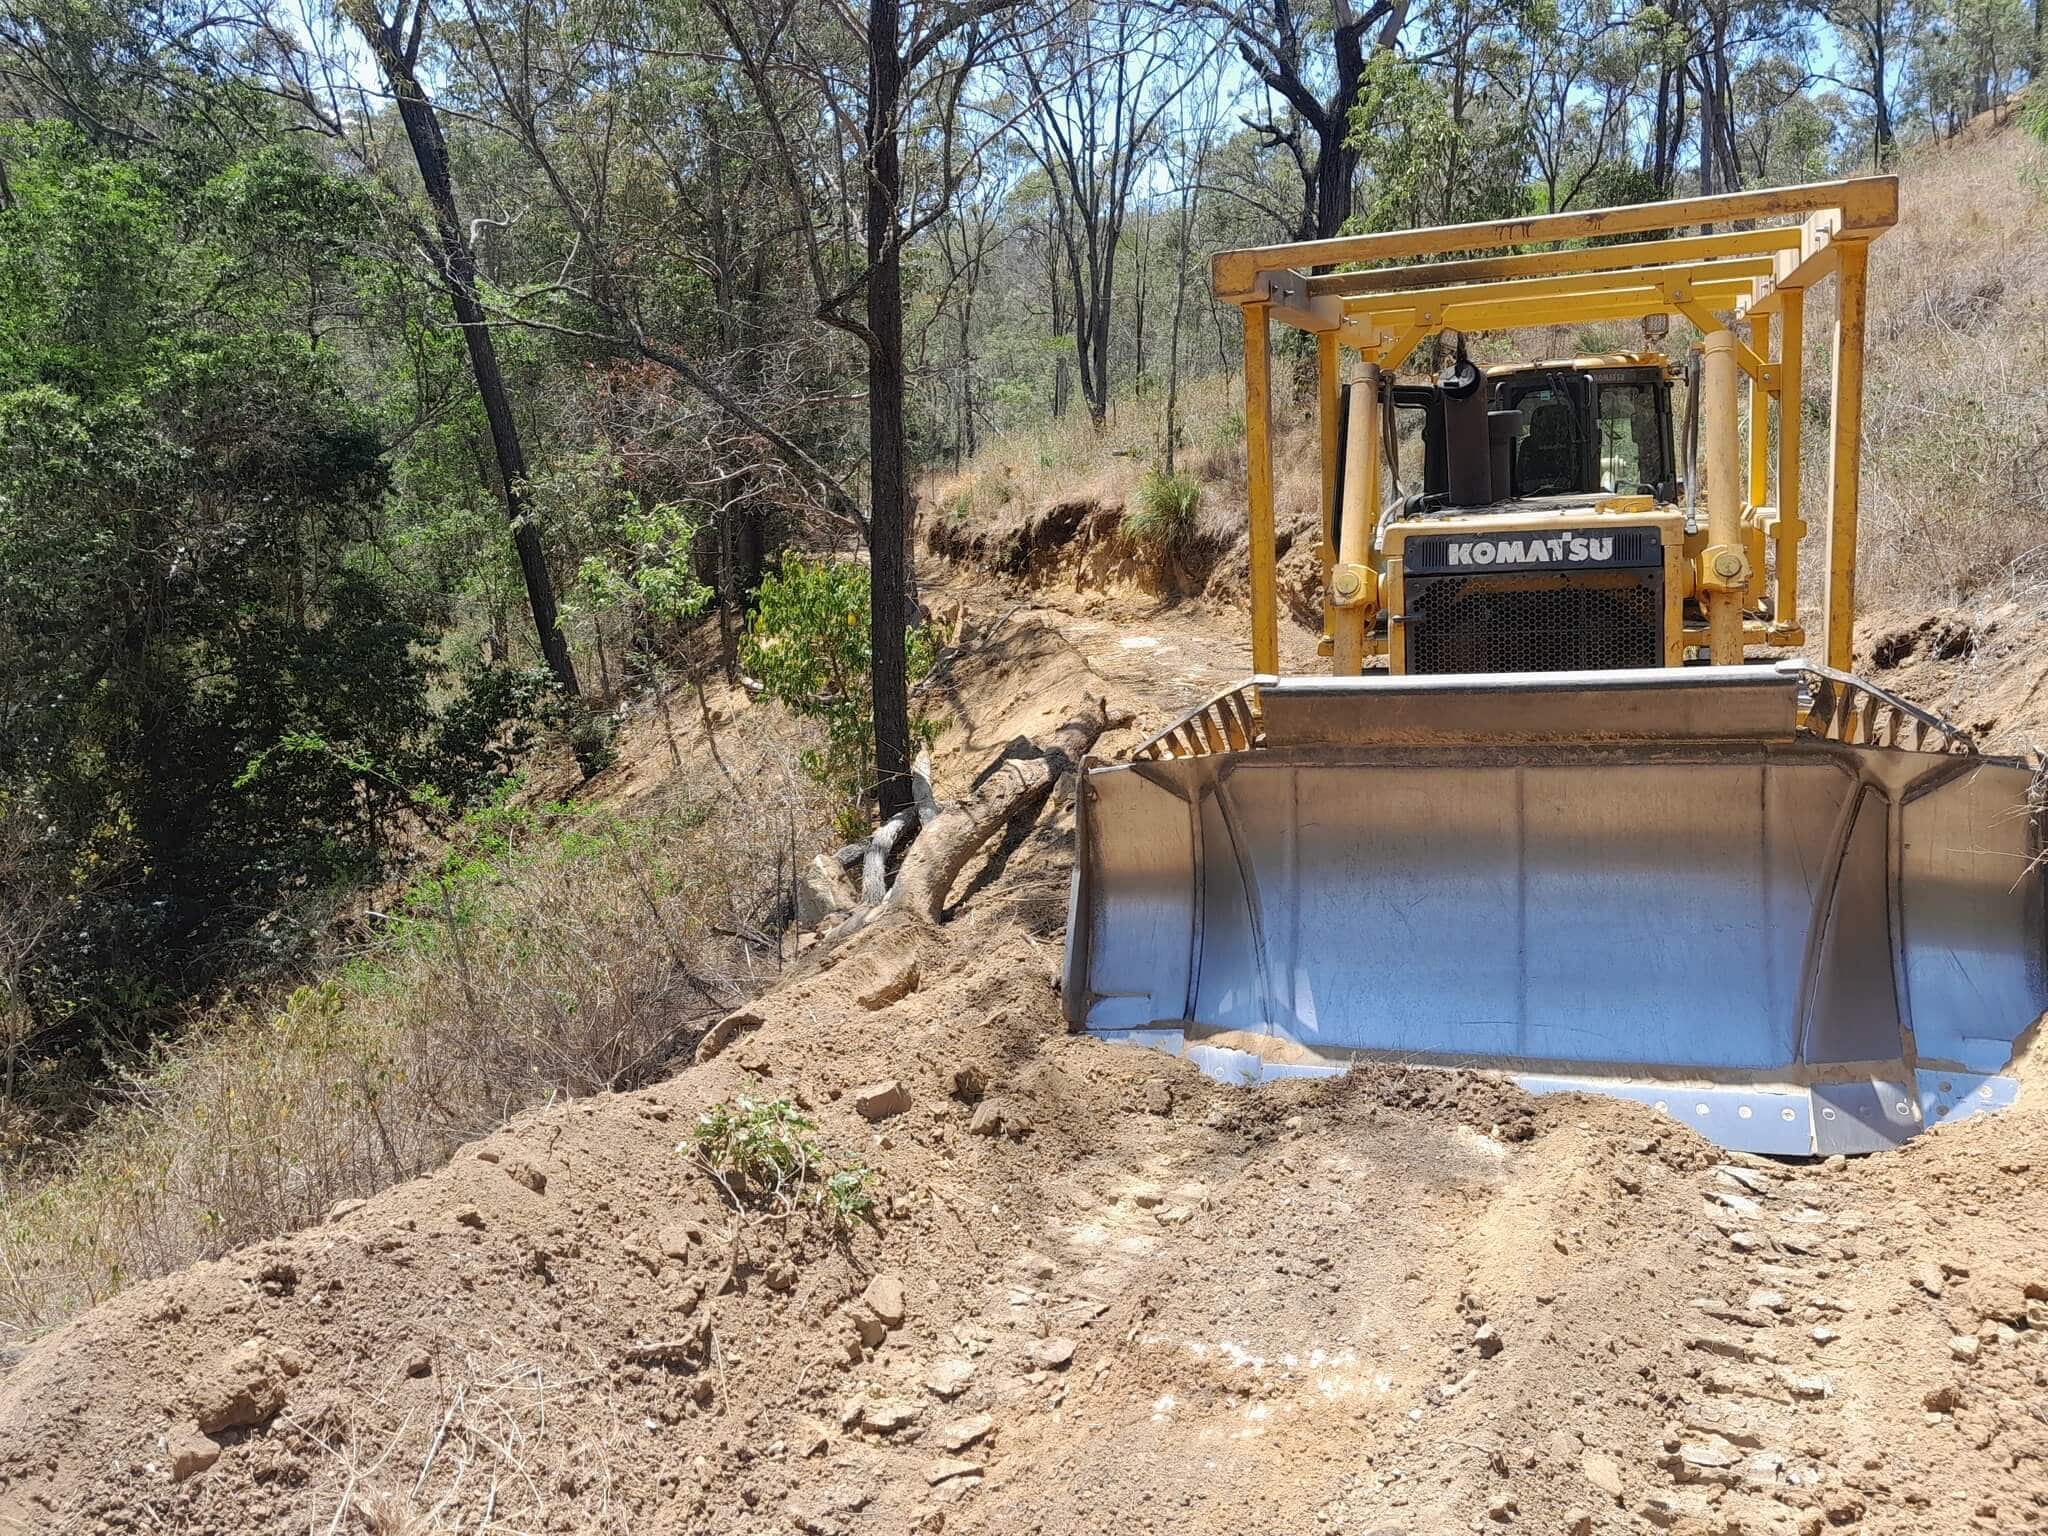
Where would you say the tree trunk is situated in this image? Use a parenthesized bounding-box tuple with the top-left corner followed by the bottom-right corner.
(357, 10, 580, 698)
(866, 0, 915, 827)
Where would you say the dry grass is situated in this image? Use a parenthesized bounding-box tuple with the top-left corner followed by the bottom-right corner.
(0, 695, 832, 1337)
(1832, 118, 2048, 611)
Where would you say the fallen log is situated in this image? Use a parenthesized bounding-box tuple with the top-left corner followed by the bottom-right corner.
(828, 697, 1115, 941)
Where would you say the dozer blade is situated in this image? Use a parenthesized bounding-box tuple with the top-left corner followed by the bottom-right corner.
(1063, 663, 2047, 1156)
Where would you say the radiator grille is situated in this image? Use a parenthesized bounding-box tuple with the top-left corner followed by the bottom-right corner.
(1404, 570, 1662, 674)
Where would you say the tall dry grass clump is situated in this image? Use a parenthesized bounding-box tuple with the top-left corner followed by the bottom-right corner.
(0, 701, 831, 1336)
(1831, 117, 2048, 610)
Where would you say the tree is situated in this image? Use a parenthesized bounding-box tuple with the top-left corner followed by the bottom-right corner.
(1015, 2, 1207, 426)
(1192, 0, 1411, 242)
(341, 0, 582, 699)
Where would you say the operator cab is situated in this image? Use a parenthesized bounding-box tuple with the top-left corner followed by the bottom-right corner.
(1385, 353, 1679, 513)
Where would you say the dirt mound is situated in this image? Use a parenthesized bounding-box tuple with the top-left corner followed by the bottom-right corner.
(1859, 601, 2048, 754)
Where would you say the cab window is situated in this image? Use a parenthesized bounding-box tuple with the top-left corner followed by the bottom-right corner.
(1512, 384, 1578, 495)
(1596, 382, 1667, 494)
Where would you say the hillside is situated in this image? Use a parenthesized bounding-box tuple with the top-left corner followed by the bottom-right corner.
(4, 118, 2048, 1536)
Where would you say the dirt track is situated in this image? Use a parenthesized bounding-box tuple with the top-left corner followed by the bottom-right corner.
(4, 569, 2048, 1536)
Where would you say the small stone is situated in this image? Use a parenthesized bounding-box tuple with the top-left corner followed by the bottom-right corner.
(925, 1358, 975, 1398)
(864, 1274, 908, 1326)
(950, 1066, 987, 1104)
(1730, 1231, 1767, 1253)
(403, 1352, 432, 1378)
(325, 1198, 365, 1222)
(1487, 1493, 1518, 1521)
(926, 1457, 983, 1485)
(188, 1339, 301, 1434)
(1822, 1154, 1847, 1171)
(1912, 1261, 1946, 1298)
(1811, 1326, 1840, 1345)
(1581, 1450, 1624, 1498)
(1714, 1164, 1770, 1194)
(1564, 1510, 1593, 1536)
(1010, 1251, 1056, 1280)
(503, 1159, 547, 1194)
(799, 1421, 831, 1457)
(859, 1398, 922, 1434)
(1142, 1079, 1172, 1115)
(1612, 1167, 1642, 1195)
(854, 1079, 912, 1122)
(854, 1314, 888, 1349)
(1474, 1322, 1504, 1357)
(938, 1412, 993, 1451)
(451, 1205, 485, 1230)
(695, 1008, 765, 1065)
(1950, 1334, 1980, 1362)
(967, 1102, 1004, 1137)
(1779, 1371, 1832, 1399)
(167, 1423, 220, 1482)
(1003, 1111, 1033, 1139)
(1749, 1289, 1790, 1314)
(1029, 1337, 1075, 1369)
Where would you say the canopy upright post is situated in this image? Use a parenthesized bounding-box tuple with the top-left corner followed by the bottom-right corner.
(1243, 301, 1280, 675)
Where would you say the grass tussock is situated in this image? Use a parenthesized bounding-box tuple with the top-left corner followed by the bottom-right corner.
(1837, 118, 2048, 611)
(0, 703, 831, 1336)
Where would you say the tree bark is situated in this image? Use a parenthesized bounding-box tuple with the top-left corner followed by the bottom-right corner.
(351, 4, 580, 698)
(866, 0, 915, 826)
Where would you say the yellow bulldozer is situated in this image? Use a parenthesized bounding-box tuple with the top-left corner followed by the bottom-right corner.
(1062, 176, 2047, 1155)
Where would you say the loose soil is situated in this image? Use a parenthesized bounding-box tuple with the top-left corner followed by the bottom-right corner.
(4, 562, 2047, 1536)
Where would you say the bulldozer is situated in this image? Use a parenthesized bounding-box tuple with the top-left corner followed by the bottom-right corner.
(1062, 176, 2047, 1155)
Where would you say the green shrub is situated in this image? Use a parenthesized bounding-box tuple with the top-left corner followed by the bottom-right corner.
(740, 555, 938, 838)
(1128, 467, 1202, 552)
(690, 1096, 877, 1227)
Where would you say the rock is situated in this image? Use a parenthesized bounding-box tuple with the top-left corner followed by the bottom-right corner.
(926, 1457, 984, 1485)
(451, 1205, 485, 1230)
(167, 1423, 220, 1482)
(854, 1314, 888, 1349)
(1142, 1078, 1173, 1115)
(325, 1198, 365, 1223)
(403, 1351, 432, 1378)
(967, 1102, 1004, 1137)
(1010, 1251, 1056, 1281)
(1003, 1110, 1034, 1139)
(1715, 1164, 1771, 1194)
(856, 961, 920, 1011)
(1730, 1231, 1767, 1253)
(189, 1339, 302, 1434)
(1564, 1510, 1593, 1536)
(1581, 1450, 1624, 1499)
(1486, 1494, 1518, 1521)
(1779, 1371, 1832, 1399)
(926, 1358, 975, 1398)
(951, 1066, 987, 1105)
(939, 1412, 993, 1451)
(1029, 1337, 1076, 1370)
(798, 853, 858, 926)
(1924, 1382, 1963, 1413)
(1912, 1261, 1946, 1298)
(864, 1273, 908, 1326)
(695, 1008, 764, 1065)
(1749, 1289, 1790, 1314)
(1811, 1326, 1840, 1345)
(1950, 1334, 1980, 1362)
(503, 1159, 547, 1194)
(657, 1223, 697, 1260)
(1677, 1442, 1740, 1469)
(1474, 1322, 1504, 1358)
(854, 1079, 912, 1122)
(1612, 1166, 1642, 1194)
(859, 1398, 922, 1434)
(798, 1420, 831, 1457)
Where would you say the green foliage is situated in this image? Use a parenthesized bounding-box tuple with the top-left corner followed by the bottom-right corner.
(690, 1096, 878, 1226)
(741, 556, 938, 836)
(1346, 53, 1530, 236)
(1128, 468, 1202, 551)
(0, 119, 548, 1066)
